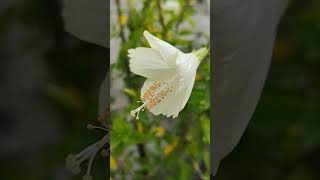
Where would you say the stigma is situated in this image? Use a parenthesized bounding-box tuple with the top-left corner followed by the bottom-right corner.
(130, 102, 147, 119)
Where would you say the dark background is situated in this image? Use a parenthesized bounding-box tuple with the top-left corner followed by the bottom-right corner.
(216, 1, 320, 180)
(0, 0, 107, 179)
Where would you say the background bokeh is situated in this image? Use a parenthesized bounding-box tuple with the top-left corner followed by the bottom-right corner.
(215, 1, 320, 180)
(0, 0, 108, 179)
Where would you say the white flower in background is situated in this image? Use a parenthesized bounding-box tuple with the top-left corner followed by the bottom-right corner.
(128, 31, 208, 119)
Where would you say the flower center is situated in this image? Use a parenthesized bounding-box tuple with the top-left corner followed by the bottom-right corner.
(130, 79, 175, 119)
(142, 81, 173, 110)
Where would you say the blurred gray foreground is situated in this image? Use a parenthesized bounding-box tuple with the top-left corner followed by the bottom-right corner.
(63, 0, 108, 47)
(212, 0, 289, 175)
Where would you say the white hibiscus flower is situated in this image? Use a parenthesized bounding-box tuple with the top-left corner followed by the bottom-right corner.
(128, 31, 208, 119)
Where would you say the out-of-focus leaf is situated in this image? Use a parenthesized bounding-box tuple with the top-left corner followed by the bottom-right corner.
(212, 0, 289, 175)
(62, 0, 108, 47)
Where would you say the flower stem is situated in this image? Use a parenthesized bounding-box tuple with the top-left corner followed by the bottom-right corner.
(194, 47, 209, 62)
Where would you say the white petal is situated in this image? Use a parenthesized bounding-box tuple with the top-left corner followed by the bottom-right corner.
(141, 74, 196, 118)
(140, 79, 158, 101)
(139, 53, 198, 118)
(143, 31, 179, 66)
(153, 79, 194, 118)
(177, 53, 199, 104)
(128, 47, 176, 81)
(164, 53, 198, 116)
(140, 78, 179, 117)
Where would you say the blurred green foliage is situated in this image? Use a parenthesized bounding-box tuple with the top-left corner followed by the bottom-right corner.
(110, 0, 210, 179)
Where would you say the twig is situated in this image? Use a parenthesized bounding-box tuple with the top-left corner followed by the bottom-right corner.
(132, 119, 147, 158)
(132, 119, 148, 177)
(115, 0, 126, 43)
(156, 0, 167, 35)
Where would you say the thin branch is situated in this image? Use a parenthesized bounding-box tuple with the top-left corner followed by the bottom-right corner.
(132, 119, 147, 158)
(132, 119, 148, 177)
(115, 0, 126, 43)
(156, 0, 167, 35)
